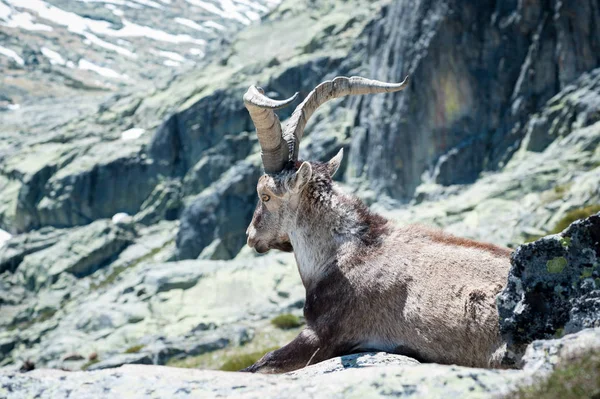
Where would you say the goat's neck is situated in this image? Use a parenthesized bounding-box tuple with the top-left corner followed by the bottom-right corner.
(287, 187, 364, 289)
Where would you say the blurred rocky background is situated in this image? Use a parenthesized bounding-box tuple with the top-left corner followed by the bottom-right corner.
(1, 0, 599, 397)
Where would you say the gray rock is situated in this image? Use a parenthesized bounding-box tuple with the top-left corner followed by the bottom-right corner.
(4, 330, 600, 397)
(17, 220, 134, 291)
(20, 141, 158, 232)
(497, 213, 600, 362)
(142, 333, 230, 365)
(0, 337, 16, 357)
(0, 227, 70, 274)
(288, 352, 420, 377)
(521, 327, 600, 374)
(566, 290, 600, 333)
(86, 353, 153, 371)
(176, 159, 262, 260)
(134, 180, 182, 225)
(341, 0, 600, 199)
(0, 358, 522, 399)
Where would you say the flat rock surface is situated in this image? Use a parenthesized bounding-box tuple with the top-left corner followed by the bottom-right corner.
(0, 358, 521, 399)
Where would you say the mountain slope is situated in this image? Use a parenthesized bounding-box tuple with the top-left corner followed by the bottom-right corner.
(0, 0, 599, 374)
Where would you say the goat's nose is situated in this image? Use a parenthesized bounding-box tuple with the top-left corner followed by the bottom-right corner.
(246, 227, 257, 248)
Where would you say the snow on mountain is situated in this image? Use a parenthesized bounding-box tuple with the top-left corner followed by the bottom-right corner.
(0, 0, 280, 105)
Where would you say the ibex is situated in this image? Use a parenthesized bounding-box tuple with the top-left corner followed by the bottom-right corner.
(242, 76, 511, 373)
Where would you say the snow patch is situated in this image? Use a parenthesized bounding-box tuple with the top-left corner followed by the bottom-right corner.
(0, 44, 24, 65)
(151, 49, 186, 62)
(0, 2, 10, 20)
(6, 103, 21, 110)
(233, 0, 268, 12)
(189, 47, 204, 57)
(203, 20, 225, 31)
(174, 17, 208, 32)
(130, 0, 163, 8)
(245, 10, 260, 21)
(41, 47, 66, 65)
(112, 212, 132, 225)
(0, 9, 53, 31)
(83, 32, 136, 58)
(78, 59, 126, 79)
(120, 127, 145, 140)
(5, 0, 205, 45)
(105, 4, 124, 16)
(117, 20, 206, 44)
(163, 59, 180, 67)
(0, 229, 12, 248)
(185, 0, 250, 25)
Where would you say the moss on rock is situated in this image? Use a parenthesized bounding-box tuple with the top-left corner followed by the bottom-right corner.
(511, 350, 600, 399)
(271, 314, 303, 330)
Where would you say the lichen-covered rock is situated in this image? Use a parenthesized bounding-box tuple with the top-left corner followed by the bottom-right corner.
(16, 220, 134, 291)
(334, 0, 600, 200)
(175, 159, 262, 260)
(0, 356, 522, 399)
(288, 352, 420, 377)
(497, 213, 600, 361)
(86, 353, 153, 371)
(520, 327, 600, 374)
(0, 227, 72, 274)
(3, 330, 600, 398)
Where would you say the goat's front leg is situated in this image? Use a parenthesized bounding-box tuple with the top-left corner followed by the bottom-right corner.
(242, 328, 329, 374)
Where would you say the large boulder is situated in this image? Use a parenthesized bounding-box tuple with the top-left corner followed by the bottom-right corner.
(3, 328, 599, 398)
(0, 354, 521, 399)
(497, 212, 600, 363)
(16, 220, 134, 291)
(0, 227, 72, 274)
(176, 159, 262, 260)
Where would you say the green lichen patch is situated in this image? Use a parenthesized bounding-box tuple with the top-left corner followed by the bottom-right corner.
(91, 239, 174, 291)
(82, 358, 100, 370)
(547, 257, 568, 274)
(124, 345, 144, 354)
(7, 309, 57, 332)
(219, 346, 279, 371)
(581, 267, 594, 279)
(510, 350, 600, 399)
(523, 205, 600, 244)
(271, 314, 303, 330)
(551, 205, 600, 235)
(166, 325, 301, 370)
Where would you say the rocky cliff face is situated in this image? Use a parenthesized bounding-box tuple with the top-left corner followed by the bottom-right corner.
(0, 0, 599, 394)
(345, 0, 600, 198)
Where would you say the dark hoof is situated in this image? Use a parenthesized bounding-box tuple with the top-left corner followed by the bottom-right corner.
(240, 364, 258, 372)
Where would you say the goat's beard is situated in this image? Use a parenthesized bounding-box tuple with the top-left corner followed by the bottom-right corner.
(270, 241, 294, 252)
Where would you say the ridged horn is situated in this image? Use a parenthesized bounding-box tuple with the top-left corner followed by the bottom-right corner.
(243, 86, 298, 174)
(283, 75, 409, 161)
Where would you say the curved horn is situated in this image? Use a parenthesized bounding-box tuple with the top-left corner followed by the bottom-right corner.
(283, 75, 409, 161)
(244, 86, 299, 174)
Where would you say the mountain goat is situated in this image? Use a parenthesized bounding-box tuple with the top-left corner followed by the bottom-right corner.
(242, 76, 511, 373)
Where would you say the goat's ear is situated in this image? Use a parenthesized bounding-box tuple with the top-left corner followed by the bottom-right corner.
(327, 148, 344, 177)
(291, 162, 312, 192)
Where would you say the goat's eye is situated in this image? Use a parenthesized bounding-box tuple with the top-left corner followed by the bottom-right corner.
(261, 194, 270, 202)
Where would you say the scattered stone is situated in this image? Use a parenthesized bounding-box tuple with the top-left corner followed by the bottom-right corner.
(18, 360, 35, 373)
